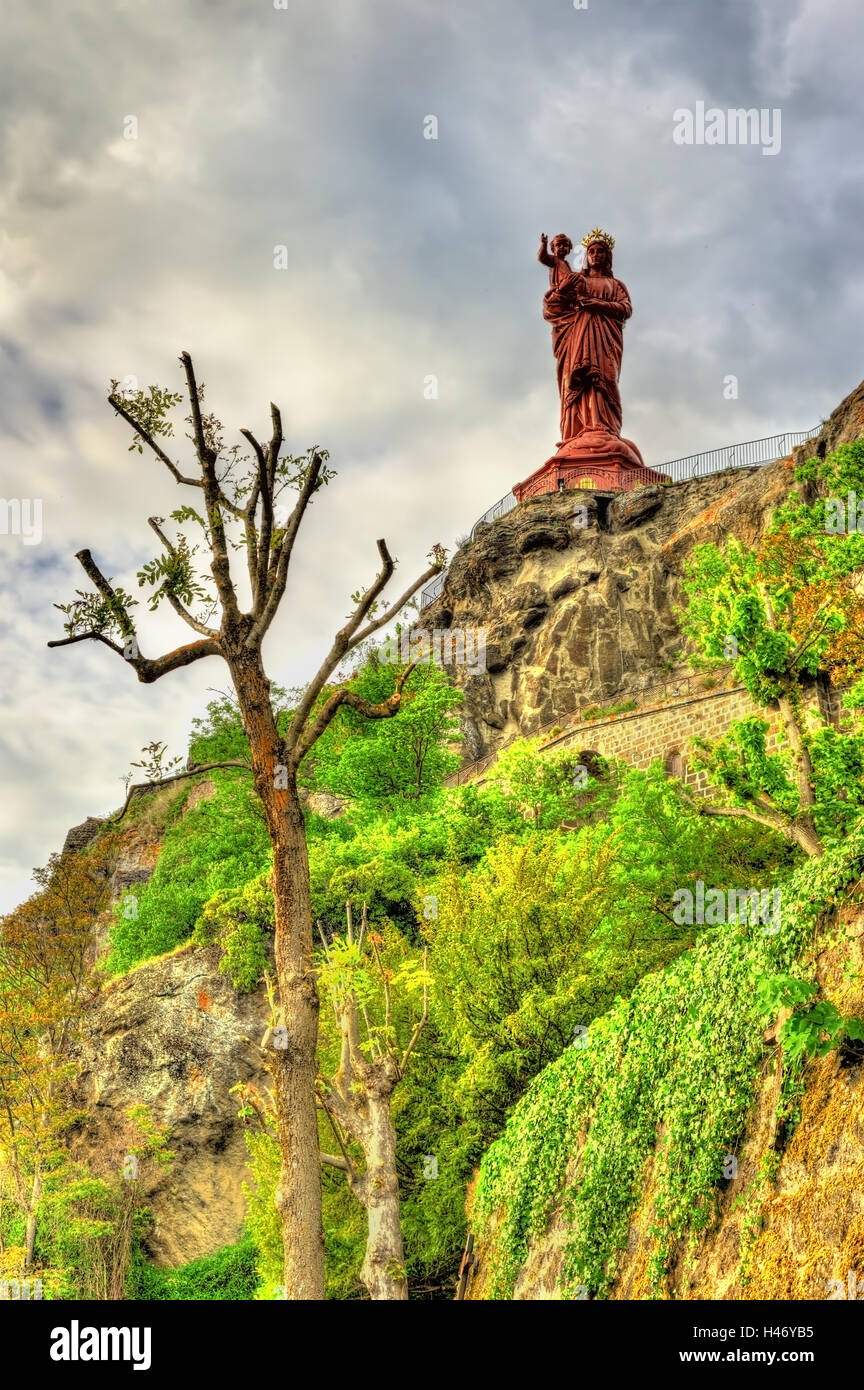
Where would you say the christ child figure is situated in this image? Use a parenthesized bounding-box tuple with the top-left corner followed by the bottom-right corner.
(537, 232, 576, 290)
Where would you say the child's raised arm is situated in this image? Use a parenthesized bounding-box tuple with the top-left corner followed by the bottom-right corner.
(537, 232, 555, 267)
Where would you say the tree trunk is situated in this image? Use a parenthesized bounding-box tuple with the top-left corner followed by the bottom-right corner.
(231, 651, 324, 1300)
(358, 1073, 408, 1301)
(269, 801, 324, 1299)
(790, 819, 824, 857)
(23, 1163, 41, 1273)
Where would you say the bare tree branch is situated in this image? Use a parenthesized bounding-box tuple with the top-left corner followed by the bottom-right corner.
(247, 452, 326, 646)
(181, 350, 214, 466)
(49, 552, 220, 682)
(287, 539, 403, 746)
(147, 517, 220, 639)
(696, 803, 790, 835)
(74, 548, 136, 639)
(240, 427, 269, 608)
(258, 404, 283, 603)
(319, 1152, 351, 1172)
(290, 663, 417, 772)
(47, 630, 125, 657)
(351, 564, 440, 649)
(133, 638, 222, 684)
(180, 352, 242, 627)
(49, 547, 220, 676)
(107, 393, 201, 488)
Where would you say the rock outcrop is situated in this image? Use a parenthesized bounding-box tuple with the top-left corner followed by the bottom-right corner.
(66, 778, 269, 1268)
(424, 378, 864, 763)
(71, 943, 269, 1267)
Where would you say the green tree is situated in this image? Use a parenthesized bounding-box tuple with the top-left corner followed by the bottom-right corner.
(681, 439, 864, 856)
(0, 846, 112, 1274)
(307, 651, 462, 804)
(427, 764, 788, 1135)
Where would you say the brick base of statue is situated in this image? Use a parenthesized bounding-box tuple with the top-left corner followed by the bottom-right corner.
(513, 427, 670, 501)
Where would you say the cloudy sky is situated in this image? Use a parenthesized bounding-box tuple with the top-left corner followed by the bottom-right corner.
(1, 0, 862, 911)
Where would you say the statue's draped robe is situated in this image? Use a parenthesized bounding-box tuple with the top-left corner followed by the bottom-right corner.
(543, 261, 632, 444)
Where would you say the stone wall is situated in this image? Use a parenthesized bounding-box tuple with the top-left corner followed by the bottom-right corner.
(544, 685, 773, 794)
(456, 682, 779, 796)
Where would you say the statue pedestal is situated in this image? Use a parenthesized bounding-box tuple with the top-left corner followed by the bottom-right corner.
(513, 428, 669, 501)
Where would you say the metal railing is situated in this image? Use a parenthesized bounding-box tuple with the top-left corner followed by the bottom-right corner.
(470, 491, 518, 539)
(419, 425, 821, 608)
(419, 571, 447, 607)
(660, 427, 821, 483)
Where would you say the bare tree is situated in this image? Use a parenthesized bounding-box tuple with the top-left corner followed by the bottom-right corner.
(48, 352, 443, 1299)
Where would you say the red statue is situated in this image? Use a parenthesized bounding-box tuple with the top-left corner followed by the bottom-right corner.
(514, 229, 666, 500)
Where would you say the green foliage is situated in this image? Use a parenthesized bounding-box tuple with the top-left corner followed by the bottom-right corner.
(472, 824, 864, 1299)
(54, 585, 138, 641)
(243, 1126, 367, 1301)
(126, 1237, 259, 1301)
(108, 775, 270, 972)
(108, 381, 183, 454)
(193, 873, 274, 992)
(581, 699, 638, 721)
(484, 737, 618, 829)
(187, 688, 292, 767)
(757, 973, 864, 1065)
(38, 1171, 127, 1300)
(307, 654, 463, 804)
(188, 692, 253, 765)
(681, 440, 864, 848)
(130, 740, 183, 783)
(19, 661, 837, 1303)
(31, 1107, 173, 1300)
(137, 534, 212, 613)
(428, 765, 788, 1139)
(243, 1129, 284, 1299)
(305, 739, 622, 939)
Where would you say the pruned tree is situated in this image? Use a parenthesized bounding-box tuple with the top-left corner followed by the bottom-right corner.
(316, 904, 428, 1300)
(48, 352, 445, 1299)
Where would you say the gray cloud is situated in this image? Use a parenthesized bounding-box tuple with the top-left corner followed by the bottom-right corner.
(0, 0, 861, 908)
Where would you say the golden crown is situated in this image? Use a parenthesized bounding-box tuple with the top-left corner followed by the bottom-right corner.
(581, 227, 615, 250)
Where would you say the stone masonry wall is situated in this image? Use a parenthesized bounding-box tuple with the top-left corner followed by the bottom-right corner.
(462, 683, 779, 795)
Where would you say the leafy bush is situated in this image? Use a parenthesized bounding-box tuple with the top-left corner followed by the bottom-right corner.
(126, 1237, 259, 1300)
(472, 824, 864, 1299)
(193, 873, 274, 992)
(108, 776, 270, 972)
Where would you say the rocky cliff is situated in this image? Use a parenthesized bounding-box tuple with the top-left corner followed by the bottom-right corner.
(72, 941, 269, 1267)
(62, 787, 271, 1268)
(465, 896, 864, 1302)
(425, 378, 864, 763)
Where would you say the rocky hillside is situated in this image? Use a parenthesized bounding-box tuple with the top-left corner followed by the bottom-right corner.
(426, 378, 864, 762)
(464, 878, 864, 1302)
(32, 375, 864, 1296)
(57, 785, 270, 1268)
